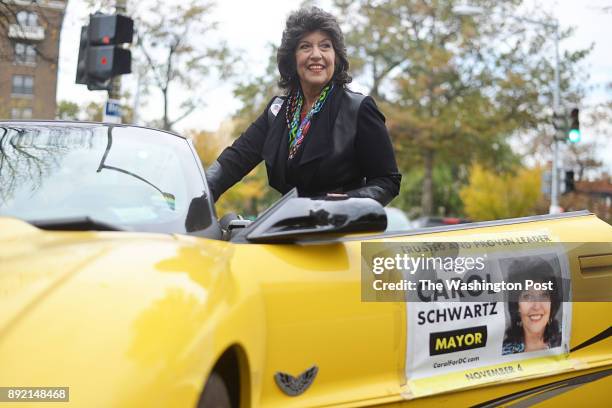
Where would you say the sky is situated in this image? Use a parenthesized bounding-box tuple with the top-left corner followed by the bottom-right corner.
(56, 0, 612, 172)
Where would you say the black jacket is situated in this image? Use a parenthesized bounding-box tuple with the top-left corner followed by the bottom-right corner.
(206, 88, 401, 205)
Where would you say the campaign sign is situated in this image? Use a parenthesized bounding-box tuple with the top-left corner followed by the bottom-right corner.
(360, 232, 575, 398)
(402, 236, 572, 398)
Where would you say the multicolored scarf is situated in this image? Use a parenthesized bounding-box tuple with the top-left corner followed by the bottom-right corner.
(286, 84, 334, 159)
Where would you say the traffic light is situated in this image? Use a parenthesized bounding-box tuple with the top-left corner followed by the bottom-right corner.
(88, 13, 133, 45)
(568, 108, 581, 143)
(75, 13, 134, 91)
(76, 25, 112, 90)
(87, 46, 131, 80)
(563, 170, 575, 194)
(75, 26, 90, 85)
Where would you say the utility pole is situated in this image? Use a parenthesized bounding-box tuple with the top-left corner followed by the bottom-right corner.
(102, 0, 128, 124)
(109, 0, 127, 101)
(77, 1, 133, 122)
(549, 24, 563, 214)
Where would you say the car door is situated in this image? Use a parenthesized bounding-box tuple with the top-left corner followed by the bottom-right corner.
(233, 239, 405, 407)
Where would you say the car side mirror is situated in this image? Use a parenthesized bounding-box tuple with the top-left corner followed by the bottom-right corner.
(228, 219, 252, 230)
(245, 197, 387, 243)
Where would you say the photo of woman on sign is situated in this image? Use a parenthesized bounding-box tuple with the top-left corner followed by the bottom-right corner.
(501, 256, 562, 355)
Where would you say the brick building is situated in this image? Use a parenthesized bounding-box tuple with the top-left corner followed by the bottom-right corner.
(0, 0, 67, 119)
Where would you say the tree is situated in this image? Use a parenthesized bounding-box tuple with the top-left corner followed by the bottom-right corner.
(333, 0, 589, 216)
(206, 43, 281, 217)
(567, 89, 612, 181)
(231, 44, 279, 136)
(189, 122, 274, 217)
(566, 142, 603, 182)
(84, 0, 234, 131)
(0, 0, 56, 63)
(460, 164, 542, 220)
(84, 102, 103, 122)
(392, 162, 467, 217)
(133, 0, 235, 131)
(190, 128, 224, 167)
(0, 0, 15, 61)
(56, 100, 80, 120)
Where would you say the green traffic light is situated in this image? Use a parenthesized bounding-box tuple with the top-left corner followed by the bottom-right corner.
(568, 129, 581, 143)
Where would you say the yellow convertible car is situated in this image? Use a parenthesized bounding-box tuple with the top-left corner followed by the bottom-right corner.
(0, 122, 610, 407)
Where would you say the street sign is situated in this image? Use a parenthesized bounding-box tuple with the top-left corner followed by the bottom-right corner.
(103, 99, 122, 123)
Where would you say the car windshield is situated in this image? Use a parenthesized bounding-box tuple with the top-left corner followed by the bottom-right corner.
(0, 123, 212, 234)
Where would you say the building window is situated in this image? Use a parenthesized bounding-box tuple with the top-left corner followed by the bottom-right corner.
(14, 42, 37, 64)
(16, 11, 38, 27)
(12, 75, 34, 95)
(11, 107, 33, 119)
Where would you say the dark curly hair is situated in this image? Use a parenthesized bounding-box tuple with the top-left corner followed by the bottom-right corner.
(277, 7, 352, 93)
(503, 257, 562, 349)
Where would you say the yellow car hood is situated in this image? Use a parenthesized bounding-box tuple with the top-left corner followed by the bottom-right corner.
(1, 219, 110, 336)
(0, 217, 233, 407)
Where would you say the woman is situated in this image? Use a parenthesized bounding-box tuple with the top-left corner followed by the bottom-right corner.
(206, 7, 401, 206)
(502, 257, 562, 355)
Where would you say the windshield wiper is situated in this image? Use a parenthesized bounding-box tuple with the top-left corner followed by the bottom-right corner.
(97, 130, 176, 210)
(30, 216, 126, 232)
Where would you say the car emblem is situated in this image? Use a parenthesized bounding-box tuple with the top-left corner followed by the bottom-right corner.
(274, 365, 318, 396)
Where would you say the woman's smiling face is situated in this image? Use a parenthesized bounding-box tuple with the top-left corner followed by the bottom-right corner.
(518, 289, 551, 338)
(295, 30, 335, 94)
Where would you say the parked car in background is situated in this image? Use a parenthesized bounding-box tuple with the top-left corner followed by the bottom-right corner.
(410, 215, 472, 229)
